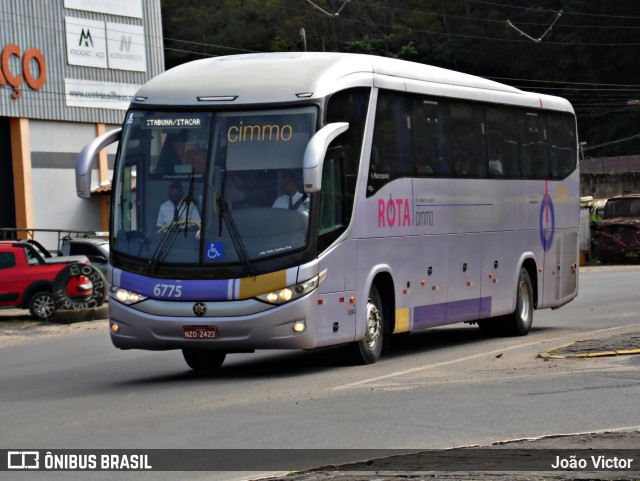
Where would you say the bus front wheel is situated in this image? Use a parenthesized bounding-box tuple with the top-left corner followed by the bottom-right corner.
(182, 349, 226, 371)
(352, 285, 384, 364)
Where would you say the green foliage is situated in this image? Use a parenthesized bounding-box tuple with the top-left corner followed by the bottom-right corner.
(160, 0, 640, 157)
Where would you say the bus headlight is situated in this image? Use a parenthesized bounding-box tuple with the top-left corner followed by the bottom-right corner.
(110, 286, 147, 305)
(256, 275, 319, 306)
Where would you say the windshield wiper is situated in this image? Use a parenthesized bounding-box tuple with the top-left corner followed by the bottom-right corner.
(147, 201, 194, 274)
(217, 195, 255, 278)
(216, 167, 255, 278)
(184, 174, 196, 239)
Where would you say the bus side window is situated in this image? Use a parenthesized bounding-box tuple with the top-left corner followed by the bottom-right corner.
(320, 148, 345, 235)
(368, 91, 413, 196)
(485, 106, 519, 179)
(448, 100, 486, 178)
(548, 113, 577, 180)
(326, 87, 370, 222)
(519, 112, 549, 179)
(414, 98, 446, 176)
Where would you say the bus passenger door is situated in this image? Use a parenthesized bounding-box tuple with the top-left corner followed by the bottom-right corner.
(446, 234, 482, 322)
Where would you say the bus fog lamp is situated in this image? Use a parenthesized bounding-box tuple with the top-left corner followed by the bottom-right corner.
(293, 321, 306, 333)
(111, 322, 119, 333)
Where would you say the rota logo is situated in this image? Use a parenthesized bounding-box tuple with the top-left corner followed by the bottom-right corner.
(539, 181, 555, 252)
(0, 43, 47, 99)
(378, 195, 411, 227)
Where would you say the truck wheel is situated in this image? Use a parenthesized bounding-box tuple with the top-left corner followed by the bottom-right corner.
(182, 350, 226, 371)
(29, 291, 56, 321)
(351, 285, 384, 364)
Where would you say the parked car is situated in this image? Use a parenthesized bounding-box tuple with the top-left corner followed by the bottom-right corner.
(593, 194, 640, 264)
(18, 239, 89, 265)
(0, 241, 94, 321)
(60, 237, 109, 279)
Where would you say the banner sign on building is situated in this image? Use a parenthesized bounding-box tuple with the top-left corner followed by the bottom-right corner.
(107, 23, 146, 72)
(65, 78, 139, 110)
(64, 0, 143, 19)
(65, 17, 107, 69)
(0, 0, 163, 124)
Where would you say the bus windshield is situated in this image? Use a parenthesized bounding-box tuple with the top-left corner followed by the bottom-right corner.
(113, 107, 317, 268)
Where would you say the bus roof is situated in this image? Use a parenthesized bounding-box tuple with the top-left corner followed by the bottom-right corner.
(132, 52, 573, 113)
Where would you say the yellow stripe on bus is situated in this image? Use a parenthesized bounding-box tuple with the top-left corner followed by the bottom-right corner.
(394, 308, 411, 334)
(239, 270, 287, 299)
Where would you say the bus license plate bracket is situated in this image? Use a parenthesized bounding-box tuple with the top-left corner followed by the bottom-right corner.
(183, 326, 217, 339)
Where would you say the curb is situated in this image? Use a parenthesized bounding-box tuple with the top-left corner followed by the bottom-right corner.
(539, 338, 640, 359)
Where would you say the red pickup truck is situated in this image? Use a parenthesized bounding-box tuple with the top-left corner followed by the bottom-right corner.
(0, 241, 102, 321)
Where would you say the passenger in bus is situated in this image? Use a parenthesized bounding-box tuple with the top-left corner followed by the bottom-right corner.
(272, 172, 309, 214)
(156, 180, 201, 231)
(184, 148, 207, 174)
(489, 158, 504, 177)
(453, 151, 471, 176)
(155, 130, 188, 175)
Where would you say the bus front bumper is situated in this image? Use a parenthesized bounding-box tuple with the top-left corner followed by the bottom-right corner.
(108, 293, 318, 351)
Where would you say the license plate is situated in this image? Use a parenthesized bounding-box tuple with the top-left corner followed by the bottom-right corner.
(183, 326, 217, 339)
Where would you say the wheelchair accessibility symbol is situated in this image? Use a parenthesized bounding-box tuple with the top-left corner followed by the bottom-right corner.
(206, 242, 223, 260)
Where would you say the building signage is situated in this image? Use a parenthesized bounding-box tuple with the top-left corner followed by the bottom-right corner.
(65, 17, 107, 69)
(65, 78, 139, 110)
(0, 43, 47, 99)
(64, 0, 143, 19)
(106, 23, 146, 72)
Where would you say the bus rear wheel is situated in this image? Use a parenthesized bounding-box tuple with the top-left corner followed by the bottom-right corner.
(352, 285, 384, 364)
(504, 268, 534, 336)
(478, 268, 533, 336)
(182, 349, 226, 371)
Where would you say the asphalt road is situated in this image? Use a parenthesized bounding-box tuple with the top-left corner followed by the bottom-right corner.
(1, 265, 639, 481)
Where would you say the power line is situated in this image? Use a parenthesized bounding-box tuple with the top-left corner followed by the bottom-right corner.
(506, 10, 562, 43)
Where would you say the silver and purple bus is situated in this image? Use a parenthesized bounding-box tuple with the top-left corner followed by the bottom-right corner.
(76, 53, 579, 370)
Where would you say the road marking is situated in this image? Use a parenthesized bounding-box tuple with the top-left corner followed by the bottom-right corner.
(334, 324, 638, 390)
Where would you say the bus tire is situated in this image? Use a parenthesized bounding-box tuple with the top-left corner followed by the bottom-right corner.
(352, 285, 384, 364)
(29, 291, 56, 322)
(182, 349, 226, 371)
(505, 268, 534, 336)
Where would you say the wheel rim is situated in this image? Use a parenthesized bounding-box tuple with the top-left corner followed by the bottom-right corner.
(517, 280, 531, 324)
(365, 297, 382, 349)
(34, 295, 55, 319)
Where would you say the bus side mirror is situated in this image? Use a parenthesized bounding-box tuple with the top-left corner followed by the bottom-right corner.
(303, 122, 349, 193)
(76, 128, 122, 199)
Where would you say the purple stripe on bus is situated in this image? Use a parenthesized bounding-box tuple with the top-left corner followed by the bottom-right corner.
(119, 270, 230, 301)
(412, 297, 492, 330)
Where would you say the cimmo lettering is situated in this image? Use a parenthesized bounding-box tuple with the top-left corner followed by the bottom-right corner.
(227, 121, 293, 143)
(0, 43, 47, 99)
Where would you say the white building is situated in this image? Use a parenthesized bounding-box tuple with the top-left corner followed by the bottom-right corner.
(0, 0, 164, 249)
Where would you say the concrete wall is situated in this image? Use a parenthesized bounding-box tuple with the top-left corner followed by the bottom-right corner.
(29, 120, 119, 249)
(580, 172, 640, 199)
